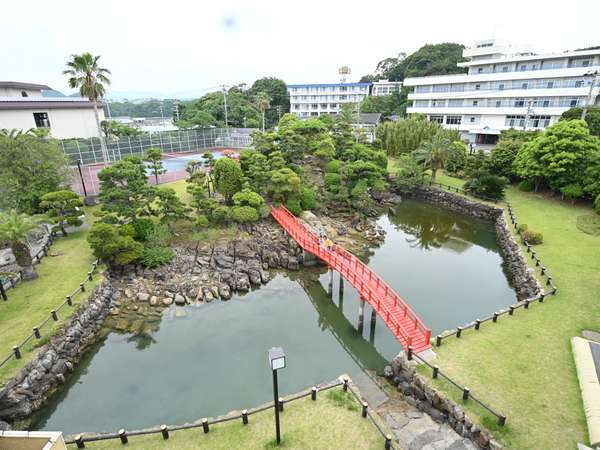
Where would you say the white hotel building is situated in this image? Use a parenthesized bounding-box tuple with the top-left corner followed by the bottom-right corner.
(287, 82, 370, 117)
(404, 39, 600, 145)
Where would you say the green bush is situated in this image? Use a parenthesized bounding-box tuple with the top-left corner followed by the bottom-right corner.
(140, 246, 175, 268)
(518, 179, 535, 192)
(324, 159, 342, 173)
(445, 141, 468, 175)
(211, 206, 231, 224)
(464, 173, 506, 200)
(324, 173, 342, 190)
(145, 223, 170, 248)
(231, 205, 259, 223)
(195, 215, 209, 229)
(285, 197, 302, 216)
(522, 230, 543, 245)
(299, 186, 317, 210)
(516, 223, 528, 233)
(131, 218, 155, 242)
(87, 222, 143, 266)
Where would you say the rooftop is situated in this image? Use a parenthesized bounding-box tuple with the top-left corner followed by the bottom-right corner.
(0, 81, 52, 90)
(288, 82, 371, 88)
(0, 96, 99, 110)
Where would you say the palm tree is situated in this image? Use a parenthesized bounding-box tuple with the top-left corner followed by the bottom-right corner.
(0, 211, 45, 281)
(413, 135, 452, 182)
(254, 93, 271, 131)
(63, 53, 111, 165)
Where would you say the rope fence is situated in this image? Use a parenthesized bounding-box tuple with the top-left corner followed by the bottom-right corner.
(424, 183, 559, 345)
(65, 378, 397, 449)
(405, 347, 507, 427)
(0, 259, 100, 370)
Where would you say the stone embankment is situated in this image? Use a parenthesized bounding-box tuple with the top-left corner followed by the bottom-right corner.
(384, 353, 502, 450)
(409, 186, 540, 300)
(0, 282, 116, 422)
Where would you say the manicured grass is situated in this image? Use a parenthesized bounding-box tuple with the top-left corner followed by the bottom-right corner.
(162, 179, 191, 204)
(428, 182, 600, 449)
(70, 388, 385, 450)
(434, 171, 466, 189)
(0, 208, 102, 386)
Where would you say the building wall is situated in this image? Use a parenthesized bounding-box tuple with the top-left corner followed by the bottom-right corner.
(288, 83, 370, 117)
(0, 107, 103, 139)
(0, 87, 43, 97)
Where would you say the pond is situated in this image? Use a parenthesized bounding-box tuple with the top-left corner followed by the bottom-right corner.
(31, 200, 516, 434)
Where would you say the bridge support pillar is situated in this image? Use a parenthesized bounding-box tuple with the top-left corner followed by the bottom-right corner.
(328, 268, 334, 297)
(357, 298, 365, 334)
(369, 308, 377, 343)
(338, 276, 344, 311)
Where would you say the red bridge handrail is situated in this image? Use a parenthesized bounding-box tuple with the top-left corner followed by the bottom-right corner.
(270, 204, 431, 352)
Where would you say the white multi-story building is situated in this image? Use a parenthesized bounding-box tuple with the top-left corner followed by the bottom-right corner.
(288, 82, 370, 117)
(371, 80, 402, 96)
(0, 81, 104, 139)
(404, 39, 600, 145)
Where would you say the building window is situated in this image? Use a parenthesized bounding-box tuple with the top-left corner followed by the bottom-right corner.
(293, 104, 300, 110)
(446, 115, 461, 125)
(33, 112, 50, 128)
(320, 103, 327, 109)
(498, 83, 504, 90)
(502, 66, 509, 72)
(575, 80, 584, 88)
(542, 100, 550, 107)
(477, 68, 483, 73)
(339, 95, 347, 100)
(570, 98, 578, 107)
(21, 91, 28, 97)
(310, 112, 318, 116)
(475, 84, 481, 90)
(547, 81, 554, 89)
(521, 83, 528, 89)
(339, 86, 347, 92)
(530, 116, 551, 128)
(472, 100, 478, 106)
(330, 103, 337, 109)
(496, 100, 502, 107)
(429, 115, 444, 124)
(514, 98, 525, 107)
(520, 65, 527, 71)
(505, 115, 525, 127)
(469, 117, 476, 123)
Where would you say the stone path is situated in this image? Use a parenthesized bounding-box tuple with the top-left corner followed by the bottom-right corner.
(375, 394, 478, 450)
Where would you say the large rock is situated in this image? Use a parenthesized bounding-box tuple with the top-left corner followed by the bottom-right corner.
(174, 293, 186, 305)
(137, 292, 150, 302)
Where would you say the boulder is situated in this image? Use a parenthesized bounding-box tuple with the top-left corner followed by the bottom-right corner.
(174, 293, 186, 305)
(162, 297, 174, 306)
(137, 292, 150, 302)
(219, 284, 232, 300)
(149, 296, 158, 306)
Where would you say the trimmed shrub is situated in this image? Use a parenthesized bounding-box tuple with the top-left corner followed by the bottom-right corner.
(299, 186, 317, 210)
(324, 159, 342, 173)
(522, 230, 543, 245)
(518, 179, 535, 192)
(516, 223, 528, 233)
(231, 205, 259, 223)
(195, 215, 209, 229)
(285, 197, 302, 216)
(211, 206, 231, 224)
(131, 218, 155, 242)
(464, 173, 506, 200)
(140, 246, 175, 268)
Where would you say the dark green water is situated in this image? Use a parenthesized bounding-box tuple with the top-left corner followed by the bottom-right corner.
(31, 200, 516, 434)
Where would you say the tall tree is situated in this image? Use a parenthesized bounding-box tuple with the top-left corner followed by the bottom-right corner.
(63, 52, 111, 165)
(253, 92, 271, 131)
(212, 157, 243, 204)
(0, 130, 70, 213)
(144, 147, 166, 185)
(0, 211, 44, 280)
(249, 78, 289, 128)
(413, 134, 453, 182)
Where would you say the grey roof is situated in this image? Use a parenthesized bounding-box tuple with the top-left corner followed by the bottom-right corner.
(0, 81, 52, 90)
(0, 97, 98, 110)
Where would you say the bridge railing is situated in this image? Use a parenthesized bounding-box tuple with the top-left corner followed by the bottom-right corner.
(271, 205, 431, 348)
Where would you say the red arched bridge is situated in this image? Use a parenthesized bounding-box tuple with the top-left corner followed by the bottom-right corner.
(271, 205, 432, 353)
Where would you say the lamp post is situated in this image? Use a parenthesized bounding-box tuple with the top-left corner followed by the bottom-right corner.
(268, 347, 286, 445)
(76, 159, 88, 198)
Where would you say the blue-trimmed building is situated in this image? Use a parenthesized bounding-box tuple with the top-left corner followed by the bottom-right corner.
(287, 82, 371, 117)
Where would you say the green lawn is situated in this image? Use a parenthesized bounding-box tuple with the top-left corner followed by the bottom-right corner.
(0, 208, 102, 386)
(70, 388, 385, 450)
(428, 184, 600, 449)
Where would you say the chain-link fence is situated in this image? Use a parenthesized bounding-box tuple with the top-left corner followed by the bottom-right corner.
(61, 128, 255, 165)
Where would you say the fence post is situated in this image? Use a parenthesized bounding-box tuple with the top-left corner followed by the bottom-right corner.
(385, 434, 392, 450)
(278, 397, 284, 412)
(66, 295, 72, 306)
(456, 327, 462, 338)
(75, 435, 85, 449)
(407, 346, 413, 360)
(118, 429, 128, 444)
(539, 294, 545, 303)
(13, 346, 21, 359)
(51, 310, 58, 321)
(475, 319, 481, 330)
(33, 327, 41, 339)
(524, 300, 530, 309)
(311, 386, 317, 401)
(498, 415, 506, 427)
(493, 312, 499, 323)
(88, 271, 93, 282)
(509, 306, 515, 316)
(432, 365, 439, 379)
(80, 282, 85, 292)
(202, 418, 209, 433)
(161, 424, 169, 440)
(343, 377, 349, 392)
(462, 387, 470, 401)
(436, 335, 442, 346)
(242, 409, 248, 425)
(361, 402, 368, 418)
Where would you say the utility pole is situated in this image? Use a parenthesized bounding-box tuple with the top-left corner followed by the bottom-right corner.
(523, 100, 534, 131)
(173, 101, 180, 122)
(581, 70, 599, 120)
(221, 85, 229, 128)
(159, 102, 166, 130)
(276, 105, 282, 122)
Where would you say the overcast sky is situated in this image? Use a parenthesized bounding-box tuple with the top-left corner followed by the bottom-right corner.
(2, 0, 599, 98)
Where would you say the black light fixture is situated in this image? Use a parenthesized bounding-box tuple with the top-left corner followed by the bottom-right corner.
(268, 347, 286, 445)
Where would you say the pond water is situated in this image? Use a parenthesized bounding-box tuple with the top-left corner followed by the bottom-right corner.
(31, 200, 516, 434)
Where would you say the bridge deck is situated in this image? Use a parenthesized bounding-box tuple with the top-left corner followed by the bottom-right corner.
(271, 205, 431, 353)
